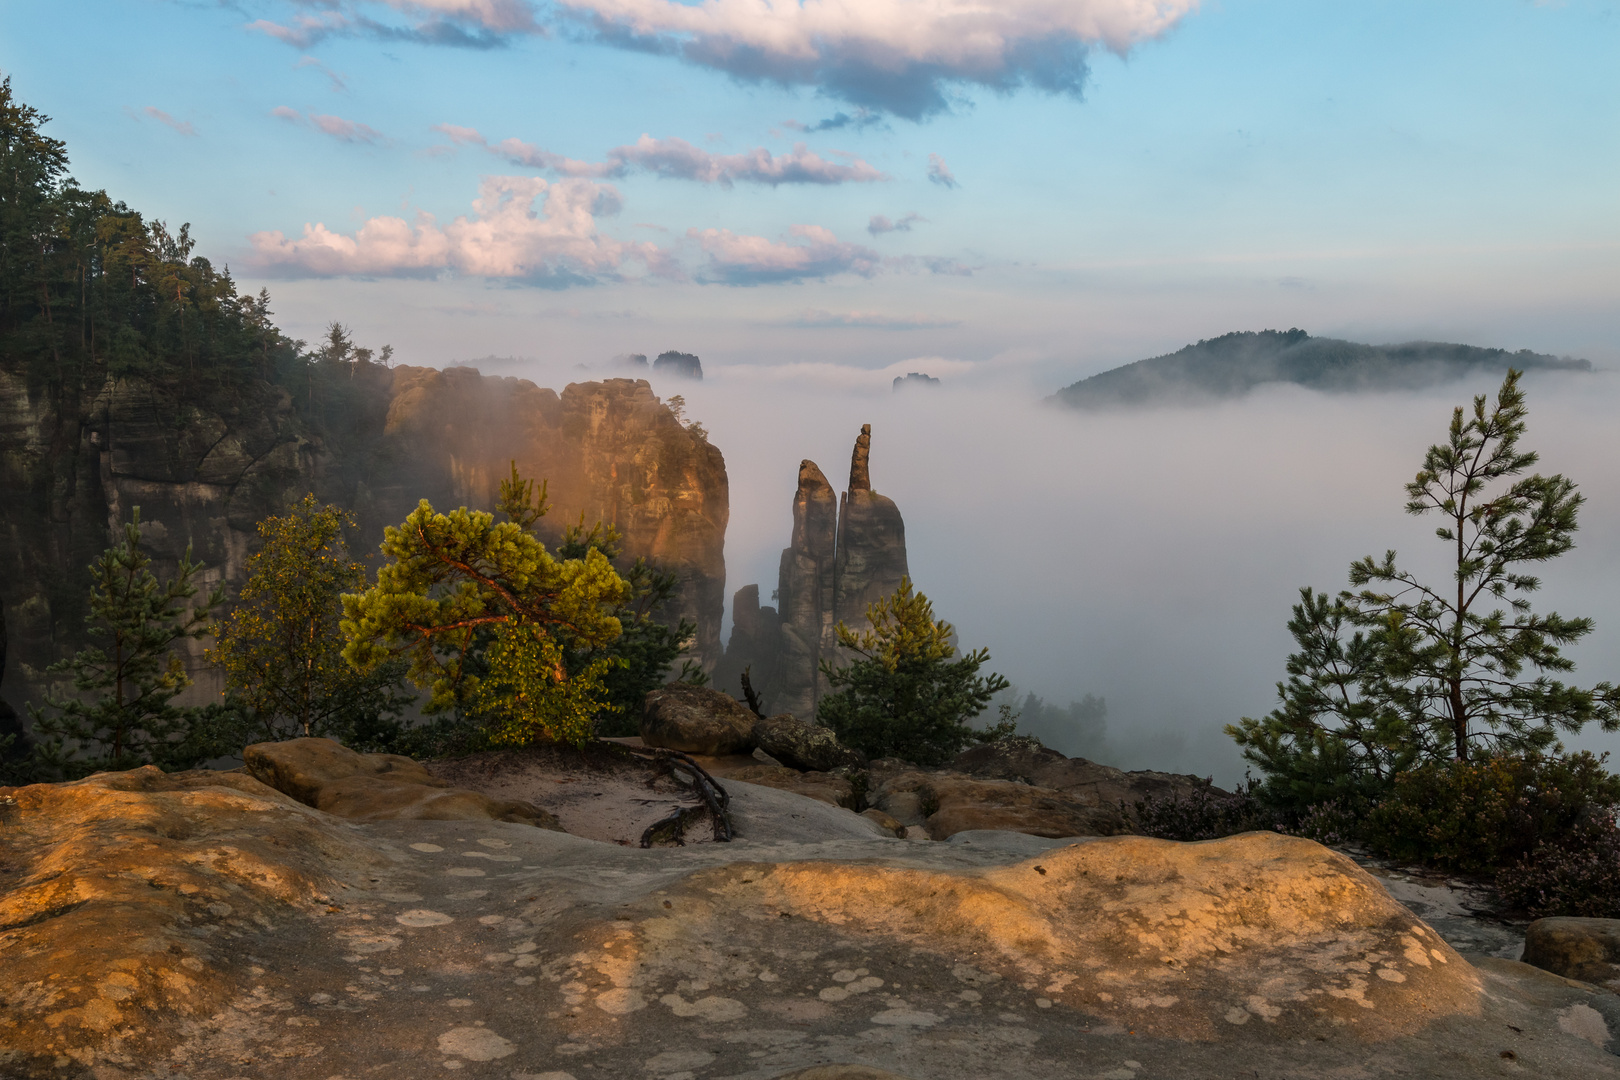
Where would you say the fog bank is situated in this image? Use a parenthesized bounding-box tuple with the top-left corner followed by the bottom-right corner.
(504, 356, 1620, 787)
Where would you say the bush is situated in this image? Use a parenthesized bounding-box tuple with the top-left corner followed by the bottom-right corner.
(1362, 751, 1620, 875)
(1496, 813, 1620, 918)
(1131, 780, 1281, 842)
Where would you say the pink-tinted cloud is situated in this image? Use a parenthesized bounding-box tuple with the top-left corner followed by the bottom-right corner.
(927, 153, 958, 189)
(868, 212, 924, 236)
(249, 176, 669, 284)
(556, 0, 1199, 117)
(138, 107, 198, 136)
(248, 0, 540, 48)
(311, 113, 386, 144)
(442, 126, 885, 186)
(690, 224, 881, 285)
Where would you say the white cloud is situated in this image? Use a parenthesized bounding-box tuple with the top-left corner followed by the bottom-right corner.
(691, 224, 882, 285)
(556, 0, 1200, 117)
(249, 175, 668, 284)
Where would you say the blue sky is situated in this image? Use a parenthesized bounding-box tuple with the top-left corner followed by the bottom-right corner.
(2, 0, 1616, 385)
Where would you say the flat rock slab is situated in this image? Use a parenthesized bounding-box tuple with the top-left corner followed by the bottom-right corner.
(3, 771, 1619, 1079)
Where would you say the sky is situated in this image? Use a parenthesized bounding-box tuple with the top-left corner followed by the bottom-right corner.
(3, 1, 1619, 778)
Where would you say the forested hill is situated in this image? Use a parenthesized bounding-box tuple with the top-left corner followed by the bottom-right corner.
(1048, 329, 1591, 409)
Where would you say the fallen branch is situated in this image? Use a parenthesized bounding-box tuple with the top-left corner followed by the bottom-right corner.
(613, 741, 733, 844)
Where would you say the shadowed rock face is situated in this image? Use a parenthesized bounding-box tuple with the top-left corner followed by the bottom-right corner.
(721, 427, 909, 722)
(0, 368, 729, 703)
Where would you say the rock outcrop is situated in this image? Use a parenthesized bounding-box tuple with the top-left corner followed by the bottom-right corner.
(1524, 917, 1620, 989)
(870, 769, 1131, 840)
(0, 367, 730, 712)
(719, 425, 908, 720)
(5, 766, 1620, 1078)
(753, 713, 863, 772)
(243, 738, 562, 828)
(950, 737, 1218, 808)
(641, 683, 759, 756)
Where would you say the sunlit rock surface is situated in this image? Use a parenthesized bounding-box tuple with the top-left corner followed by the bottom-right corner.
(4, 767, 1619, 1078)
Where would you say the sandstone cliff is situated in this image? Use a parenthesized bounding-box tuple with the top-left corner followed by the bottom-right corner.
(0, 366, 728, 714)
(716, 425, 908, 720)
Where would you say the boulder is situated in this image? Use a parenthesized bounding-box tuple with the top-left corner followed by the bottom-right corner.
(860, 807, 906, 836)
(243, 738, 561, 829)
(1524, 917, 1620, 989)
(753, 713, 863, 772)
(726, 763, 857, 809)
(641, 684, 758, 756)
(951, 737, 1221, 807)
(873, 769, 1131, 840)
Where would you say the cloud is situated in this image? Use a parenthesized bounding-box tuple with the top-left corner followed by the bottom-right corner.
(247, 1, 540, 49)
(690, 224, 881, 285)
(927, 153, 958, 188)
(274, 107, 387, 144)
(868, 212, 924, 236)
(439, 126, 886, 186)
(295, 55, 349, 91)
(249, 175, 668, 284)
(784, 108, 884, 133)
(555, 0, 1199, 118)
(137, 107, 198, 136)
(778, 309, 962, 330)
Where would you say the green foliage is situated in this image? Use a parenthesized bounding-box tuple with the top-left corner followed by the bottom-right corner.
(817, 578, 1011, 766)
(1361, 751, 1620, 875)
(551, 510, 698, 737)
(1231, 371, 1619, 806)
(209, 495, 412, 745)
(1130, 781, 1279, 842)
(27, 510, 229, 776)
(340, 467, 630, 748)
(1496, 814, 1620, 919)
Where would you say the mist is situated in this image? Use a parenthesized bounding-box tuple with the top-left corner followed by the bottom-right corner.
(482, 354, 1620, 788)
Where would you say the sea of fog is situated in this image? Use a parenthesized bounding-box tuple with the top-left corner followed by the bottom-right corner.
(493, 357, 1620, 787)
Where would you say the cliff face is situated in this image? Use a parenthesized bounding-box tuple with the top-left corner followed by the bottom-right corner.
(0, 366, 728, 713)
(715, 426, 908, 720)
(381, 370, 729, 663)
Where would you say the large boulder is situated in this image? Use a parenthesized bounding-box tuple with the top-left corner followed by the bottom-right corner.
(753, 713, 863, 772)
(873, 769, 1131, 840)
(1524, 917, 1620, 989)
(641, 684, 758, 756)
(725, 763, 858, 809)
(243, 738, 562, 829)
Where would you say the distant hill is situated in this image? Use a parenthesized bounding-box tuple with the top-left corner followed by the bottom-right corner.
(1048, 329, 1591, 409)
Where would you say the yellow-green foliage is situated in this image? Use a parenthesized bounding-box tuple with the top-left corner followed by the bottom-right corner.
(341, 498, 629, 747)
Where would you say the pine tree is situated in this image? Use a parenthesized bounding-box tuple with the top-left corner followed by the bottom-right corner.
(1231, 371, 1619, 806)
(340, 467, 630, 747)
(209, 495, 412, 744)
(29, 510, 227, 776)
(818, 578, 1012, 766)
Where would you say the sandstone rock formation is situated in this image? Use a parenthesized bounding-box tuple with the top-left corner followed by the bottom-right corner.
(753, 713, 863, 772)
(1524, 917, 1620, 989)
(0, 366, 730, 712)
(4, 766, 1620, 1078)
(641, 683, 758, 756)
(869, 768, 1130, 840)
(719, 425, 909, 721)
(652, 350, 703, 380)
(950, 736, 1220, 809)
(243, 738, 562, 829)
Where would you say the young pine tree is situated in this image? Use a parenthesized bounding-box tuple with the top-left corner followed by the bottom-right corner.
(30, 510, 228, 776)
(209, 495, 412, 745)
(817, 577, 1013, 766)
(1230, 370, 1619, 807)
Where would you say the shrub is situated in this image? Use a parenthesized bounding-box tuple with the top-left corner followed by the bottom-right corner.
(1362, 751, 1620, 875)
(1131, 781, 1281, 842)
(1496, 813, 1620, 918)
